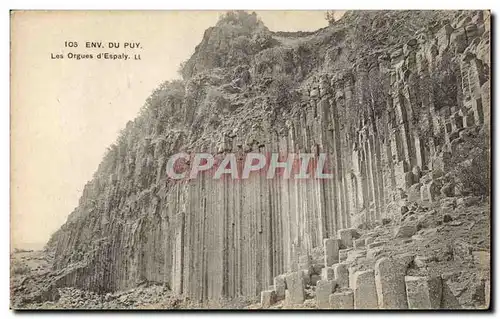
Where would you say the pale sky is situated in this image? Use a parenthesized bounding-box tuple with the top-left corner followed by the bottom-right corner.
(10, 10, 345, 249)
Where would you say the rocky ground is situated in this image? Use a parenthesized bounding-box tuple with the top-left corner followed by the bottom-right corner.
(10, 250, 257, 309)
(11, 194, 490, 310)
(246, 195, 491, 310)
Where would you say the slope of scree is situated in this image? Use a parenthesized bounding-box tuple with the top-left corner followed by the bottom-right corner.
(11, 10, 490, 309)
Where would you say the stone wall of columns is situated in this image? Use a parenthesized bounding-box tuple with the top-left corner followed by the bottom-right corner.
(47, 10, 490, 303)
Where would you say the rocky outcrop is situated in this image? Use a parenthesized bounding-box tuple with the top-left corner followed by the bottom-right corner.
(256, 195, 490, 310)
(46, 10, 490, 305)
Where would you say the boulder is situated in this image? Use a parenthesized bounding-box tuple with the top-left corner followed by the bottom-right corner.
(352, 270, 378, 309)
(393, 224, 417, 238)
(329, 290, 354, 309)
(375, 257, 409, 309)
(316, 280, 336, 308)
(284, 271, 305, 305)
(323, 238, 339, 267)
(261, 290, 276, 308)
(273, 275, 286, 300)
(332, 263, 349, 288)
(338, 229, 354, 248)
(405, 276, 442, 309)
(367, 241, 387, 249)
(440, 183, 455, 197)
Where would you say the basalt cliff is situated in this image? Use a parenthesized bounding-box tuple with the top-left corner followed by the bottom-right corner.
(12, 10, 491, 309)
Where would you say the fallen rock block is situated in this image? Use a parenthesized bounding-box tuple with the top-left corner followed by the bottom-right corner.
(338, 229, 354, 248)
(472, 278, 486, 307)
(393, 224, 417, 238)
(407, 183, 422, 201)
(405, 276, 442, 309)
(353, 269, 378, 309)
(274, 275, 286, 300)
(261, 290, 276, 308)
(333, 263, 349, 288)
(316, 280, 336, 309)
(324, 238, 339, 267)
(329, 290, 354, 309)
(284, 272, 305, 305)
(367, 241, 386, 249)
(440, 272, 463, 309)
(375, 257, 409, 309)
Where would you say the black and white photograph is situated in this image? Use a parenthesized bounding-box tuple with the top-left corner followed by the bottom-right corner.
(9, 8, 492, 311)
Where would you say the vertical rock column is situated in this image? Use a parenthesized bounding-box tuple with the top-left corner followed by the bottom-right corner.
(324, 238, 339, 266)
(172, 212, 185, 294)
(316, 280, 337, 309)
(333, 263, 349, 288)
(405, 276, 442, 309)
(374, 257, 409, 309)
(284, 271, 305, 305)
(274, 275, 286, 301)
(330, 290, 354, 309)
(330, 98, 349, 229)
(352, 270, 379, 309)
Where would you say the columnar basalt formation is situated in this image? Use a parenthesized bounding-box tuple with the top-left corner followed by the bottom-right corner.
(45, 10, 490, 306)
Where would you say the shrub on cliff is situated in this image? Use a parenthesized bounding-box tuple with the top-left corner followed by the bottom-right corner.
(145, 80, 185, 115)
(254, 47, 295, 77)
(451, 130, 490, 196)
(218, 11, 263, 33)
(191, 87, 228, 134)
(179, 11, 275, 79)
(11, 261, 29, 275)
(431, 55, 460, 111)
(417, 52, 460, 113)
(325, 11, 336, 25)
(269, 74, 296, 109)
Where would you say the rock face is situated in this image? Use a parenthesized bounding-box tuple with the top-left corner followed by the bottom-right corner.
(352, 270, 378, 309)
(45, 10, 490, 304)
(375, 257, 409, 309)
